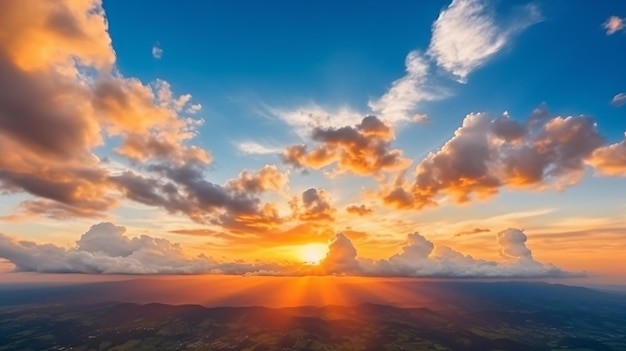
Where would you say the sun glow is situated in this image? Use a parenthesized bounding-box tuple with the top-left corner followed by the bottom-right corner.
(298, 243, 328, 265)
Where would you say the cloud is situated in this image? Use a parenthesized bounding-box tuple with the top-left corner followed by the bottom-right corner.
(0, 0, 207, 219)
(604, 16, 625, 35)
(497, 228, 532, 259)
(380, 107, 605, 209)
(282, 116, 412, 176)
(320, 233, 360, 274)
(454, 228, 490, 237)
(611, 93, 626, 107)
(0, 223, 218, 274)
(290, 188, 336, 222)
(587, 133, 626, 176)
(345, 204, 373, 216)
(0, 222, 313, 275)
(427, 0, 542, 81)
(0, 223, 579, 278)
(226, 165, 288, 194)
(368, 51, 444, 123)
(269, 104, 364, 138)
(152, 43, 163, 59)
(113, 163, 285, 229)
(236, 141, 282, 155)
(360, 229, 574, 278)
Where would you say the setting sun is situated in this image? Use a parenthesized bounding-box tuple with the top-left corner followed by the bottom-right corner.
(298, 243, 328, 265)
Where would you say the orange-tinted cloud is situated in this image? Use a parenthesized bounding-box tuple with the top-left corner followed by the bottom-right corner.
(226, 165, 289, 193)
(0, 0, 206, 219)
(0, 222, 579, 277)
(282, 116, 411, 176)
(345, 204, 374, 216)
(381, 107, 605, 209)
(290, 188, 336, 222)
(587, 133, 626, 176)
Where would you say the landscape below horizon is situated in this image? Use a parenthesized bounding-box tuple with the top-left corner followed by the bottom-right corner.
(1, 278, 626, 350)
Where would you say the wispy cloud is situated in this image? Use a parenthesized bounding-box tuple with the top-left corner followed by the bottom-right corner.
(152, 43, 163, 59)
(427, 0, 542, 82)
(368, 51, 445, 123)
(236, 141, 282, 155)
(268, 104, 363, 138)
(611, 93, 626, 107)
(604, 16, 625, 35)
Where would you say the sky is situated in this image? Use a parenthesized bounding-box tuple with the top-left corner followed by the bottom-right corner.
(0, 0, 625, 282)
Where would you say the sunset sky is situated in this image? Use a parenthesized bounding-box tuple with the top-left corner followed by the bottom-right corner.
(1, 0, 625, 282)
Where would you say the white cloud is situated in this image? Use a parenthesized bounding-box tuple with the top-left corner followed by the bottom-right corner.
(427, 0, 542, 82)
(269, 104, 363, 138)
(236, 141, 282, 155)
(152, 44, 163, 59)
(369, 51, 445, 124)
(0, 223, 287, 275)
(186, 103, 202, 114)
(611, 93, 626, 107)
(604, 16, 625, 35)
(0, 223, 578, 278)
(358, 229, 575, 278)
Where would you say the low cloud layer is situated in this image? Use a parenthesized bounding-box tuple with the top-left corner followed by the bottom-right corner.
(0, 223, 576, 278)
(322, 229, 574, 278)
(0, 223, 293, 275)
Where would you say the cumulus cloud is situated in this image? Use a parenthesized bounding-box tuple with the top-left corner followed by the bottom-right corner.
(320, 233, 360, 274)
(497, 228, 532, 259)
(345, 204, 373, 216)
(587, 133, 626, 176)
(604, 16, 625, 35)
(0, 223, 578, 278)
(282, 115, 411, 176)
(360, 229, 573, 278)
(290, 188, 335, 222)
(112, 163, 285, 230)
(0, 0, 208, 219)
(381, 107, 605, 209)
(226, 165, 288, 194)
(611, 93, 626, 107)
(427, 0, 542, 81)
(152, 43, 163, 59)
(0, 223, 218, 274)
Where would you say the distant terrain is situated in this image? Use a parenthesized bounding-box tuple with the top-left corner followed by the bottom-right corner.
(1, 280, 625, 351)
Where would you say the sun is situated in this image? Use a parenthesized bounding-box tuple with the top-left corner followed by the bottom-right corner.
(298, 243, 328, 265)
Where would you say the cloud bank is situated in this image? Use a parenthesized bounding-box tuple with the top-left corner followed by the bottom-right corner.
(0, 223, 576, 278)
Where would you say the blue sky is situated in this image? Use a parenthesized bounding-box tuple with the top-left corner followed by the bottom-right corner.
(0, 0, 625, 280)
(99, 0, 626, 181)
